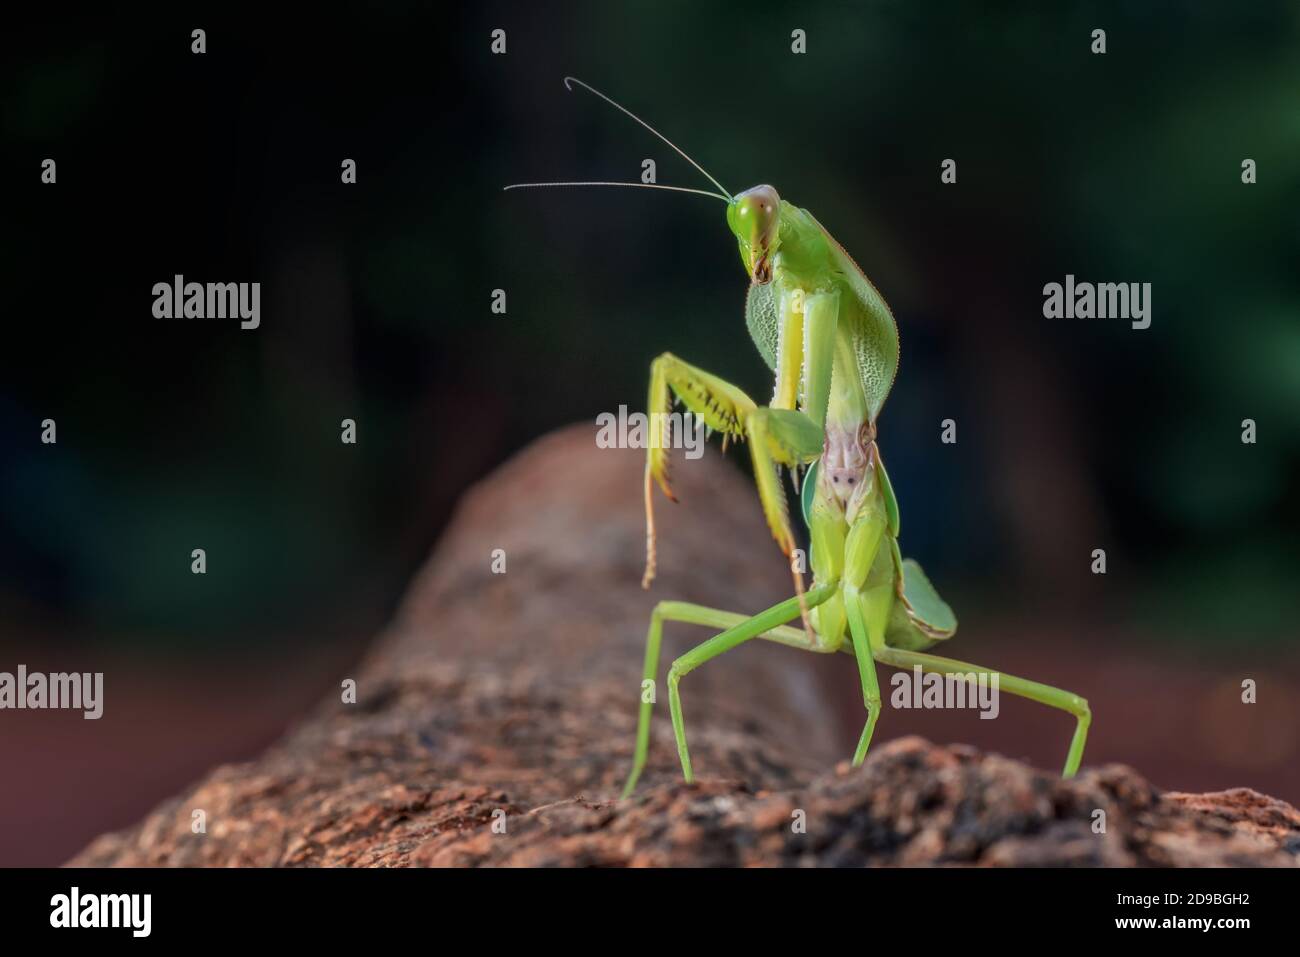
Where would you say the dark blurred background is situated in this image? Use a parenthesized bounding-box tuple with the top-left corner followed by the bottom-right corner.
(2, 2, 1297, 865)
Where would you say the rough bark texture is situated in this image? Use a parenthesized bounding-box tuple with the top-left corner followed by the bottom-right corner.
(70, 427, 1300, 867)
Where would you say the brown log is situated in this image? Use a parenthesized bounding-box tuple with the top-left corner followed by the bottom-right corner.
(70, 427, 1300, 867)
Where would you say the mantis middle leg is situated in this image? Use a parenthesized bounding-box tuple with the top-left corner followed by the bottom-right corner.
(845, 581, 891, 766)
(842, 503, 890, 767)
(622, 582, 840, 797)
(874, 646, 1092, 778)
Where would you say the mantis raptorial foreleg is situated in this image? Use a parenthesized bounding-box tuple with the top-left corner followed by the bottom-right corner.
(874, 646, 1092, 778)
(622, 590, 843, 798)
(739, 407, 823, 638)
(747, 289, 841, 629)
(787, 289, 839, 430)
(643, 353, 758, 588)
(742, 408, 823, 550)
(641, 293, 839, 608)
(755, 289, 841, 544)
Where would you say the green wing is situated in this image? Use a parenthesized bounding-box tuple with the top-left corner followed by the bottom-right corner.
(806, 210, 899, 421)
(745, 281, 779, 372)
(885, 558, 958, 651)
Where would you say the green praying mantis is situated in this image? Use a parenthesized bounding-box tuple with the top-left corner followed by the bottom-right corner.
(507, 78, 1091, 799)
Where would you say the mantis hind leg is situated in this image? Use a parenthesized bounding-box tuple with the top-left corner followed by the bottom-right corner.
(622, 583, 839, 799)
(874, 646, 1092, 778)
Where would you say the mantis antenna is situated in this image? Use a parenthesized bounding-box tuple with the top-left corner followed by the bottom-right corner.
(503, 76, 733, 202)
(503, 181, 728, 201)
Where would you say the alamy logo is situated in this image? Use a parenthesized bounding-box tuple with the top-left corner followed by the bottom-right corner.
(890, 665, 1000, 719)
(1042, 274, 1151, 329)
(50, 887, 151, 937)
(0, 665, 103, 719)
(152, 275, 260, 329)
(595, 404, 706, 460)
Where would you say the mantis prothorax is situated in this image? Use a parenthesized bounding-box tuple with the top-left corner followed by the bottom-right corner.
(507, 78, 1091, 798)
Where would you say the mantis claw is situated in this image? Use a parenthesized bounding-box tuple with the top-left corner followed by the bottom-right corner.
(642, 463, 658, 589)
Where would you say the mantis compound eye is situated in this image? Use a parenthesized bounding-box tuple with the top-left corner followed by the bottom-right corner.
(729, 185, 781, 283)
(735, 185, 780, 244)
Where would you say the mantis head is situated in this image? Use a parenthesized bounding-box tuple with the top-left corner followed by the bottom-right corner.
(727, 185, 781, 284)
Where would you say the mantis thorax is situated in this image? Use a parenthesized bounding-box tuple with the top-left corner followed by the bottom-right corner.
(821, 421, 874, 513)
(770, 202, 834, 288)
